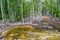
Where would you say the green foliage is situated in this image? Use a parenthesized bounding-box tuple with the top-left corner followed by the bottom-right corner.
(0, 0, 60, 21)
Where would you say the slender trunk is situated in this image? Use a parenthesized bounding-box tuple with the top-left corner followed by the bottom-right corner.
(21, 1, 24, 24)
(7, 0, 10, 22)
(1, 0, 4, 23)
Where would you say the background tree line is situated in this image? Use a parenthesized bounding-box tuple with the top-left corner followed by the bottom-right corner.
(0, 0, 60, 22)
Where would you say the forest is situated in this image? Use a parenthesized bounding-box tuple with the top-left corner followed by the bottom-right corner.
(0, 0, 60, 40)
(0, 0, 60, 22)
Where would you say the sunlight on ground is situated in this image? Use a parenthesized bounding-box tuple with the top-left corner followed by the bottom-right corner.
(42, 16, 50, 20)
(2, 26, 60, 40)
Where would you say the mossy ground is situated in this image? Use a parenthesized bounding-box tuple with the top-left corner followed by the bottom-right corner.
(2, 26, 60, 40)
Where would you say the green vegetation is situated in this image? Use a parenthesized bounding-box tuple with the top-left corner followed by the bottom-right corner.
(0, 0, 60, 40)
(0, 0, 60, 22)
